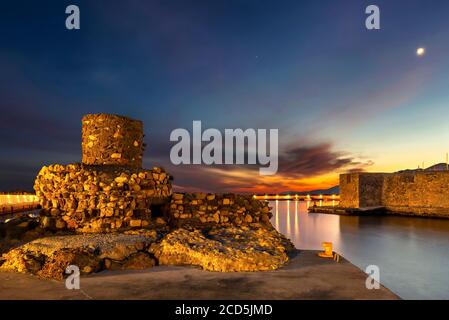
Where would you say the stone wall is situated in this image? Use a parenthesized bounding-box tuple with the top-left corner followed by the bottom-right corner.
(34, 164, 172, 232)
(339, 173, 360, 208)
(169, 193, 272, 227)
(359, 174, 385, 207)
(340, 173, 391, 208)
(382, 172, 449, 217)
(340, 171, 449, 217)
(82, 114, 144, 168)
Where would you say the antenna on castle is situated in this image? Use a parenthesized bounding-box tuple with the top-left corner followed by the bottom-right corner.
(446, 152, 449, 171)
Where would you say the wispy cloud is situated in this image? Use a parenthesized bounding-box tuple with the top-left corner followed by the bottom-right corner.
(162, 142, 373, 193)
(277, 143, 373, 178)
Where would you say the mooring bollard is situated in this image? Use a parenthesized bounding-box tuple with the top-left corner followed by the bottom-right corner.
(318, 242, 334, 258)
(333, 253, 340, 262)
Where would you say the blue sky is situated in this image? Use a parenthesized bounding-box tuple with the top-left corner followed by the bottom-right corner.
(1, 0, 449, 192)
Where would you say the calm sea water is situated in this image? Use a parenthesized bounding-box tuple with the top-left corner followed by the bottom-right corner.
(270, 200, 449, 300)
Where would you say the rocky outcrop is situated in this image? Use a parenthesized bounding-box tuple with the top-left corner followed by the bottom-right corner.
(0, 232, 159, 280)
(0, 216, 41, 249)
(150, 225, 293, 272)
(1, 224, 295, 278)
(34, 164, 171, 232)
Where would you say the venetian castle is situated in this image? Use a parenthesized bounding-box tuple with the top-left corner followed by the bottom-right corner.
(340, 171, 449, 218)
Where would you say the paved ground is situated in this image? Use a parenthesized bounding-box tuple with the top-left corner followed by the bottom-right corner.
(0, 250, 399, 300)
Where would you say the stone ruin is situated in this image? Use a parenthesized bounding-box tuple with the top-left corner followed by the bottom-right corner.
(340, 171, 449, 218)
(34, 113, 273, 233)
(0, 114, 294, 279)
(81, 114, 144, 168)
(34, 114, 172, 233)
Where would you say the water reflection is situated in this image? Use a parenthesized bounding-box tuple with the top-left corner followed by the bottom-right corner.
(274, 200, 279, 231)
(294, 201, 299, 240)
(270, 200, 449, 299)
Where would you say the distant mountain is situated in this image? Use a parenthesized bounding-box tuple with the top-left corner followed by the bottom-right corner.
(281, 185, 340, 195)
(424, 163, 449, 171)
(397, 162, 449, 173)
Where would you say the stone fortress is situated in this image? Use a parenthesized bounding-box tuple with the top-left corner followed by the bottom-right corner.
(1, 114, 294, 279)
(339, 171, 449, 218)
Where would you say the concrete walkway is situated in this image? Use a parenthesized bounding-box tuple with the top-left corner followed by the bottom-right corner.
(0, 250, 398, 300)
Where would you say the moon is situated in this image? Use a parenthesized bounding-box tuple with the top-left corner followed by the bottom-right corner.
(416, 47, 426, 56)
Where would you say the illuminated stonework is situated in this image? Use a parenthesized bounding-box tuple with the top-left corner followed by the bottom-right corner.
(34, 114, 172, 233)
(0, 114, 295, 279)
(81, 114, 144, 168)
(34, 164, 172, 232)
(340, 171, 449, 217)
(169, 192, 272, 228)
(151, 226, 293, 272)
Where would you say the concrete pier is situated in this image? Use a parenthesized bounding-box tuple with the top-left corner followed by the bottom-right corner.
(0, 250, 398, 300)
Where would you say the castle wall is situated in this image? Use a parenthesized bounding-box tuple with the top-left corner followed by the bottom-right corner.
(82, 114, 144, 168)
(382, 172, 449, 217)
(339, 173, 360, 208)
(339, 171, 449, 217)
(359, 174, 385, 207)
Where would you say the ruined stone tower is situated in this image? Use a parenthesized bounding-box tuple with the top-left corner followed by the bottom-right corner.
(81, 114, 144, 168)
(34, 114, 172, 232)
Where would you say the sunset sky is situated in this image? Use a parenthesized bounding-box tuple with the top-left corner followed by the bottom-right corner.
(1, 0, 449, 193)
